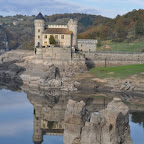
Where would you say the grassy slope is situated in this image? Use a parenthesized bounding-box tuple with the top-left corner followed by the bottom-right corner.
(97, 40, 144, 52)
(90, 64, 144, 79)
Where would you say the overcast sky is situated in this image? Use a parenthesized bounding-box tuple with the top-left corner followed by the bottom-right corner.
(0, 0, 144, 18)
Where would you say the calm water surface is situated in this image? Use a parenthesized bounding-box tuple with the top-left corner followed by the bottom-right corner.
(0, 88, 143, 144)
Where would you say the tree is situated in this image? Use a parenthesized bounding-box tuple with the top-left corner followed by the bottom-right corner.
(135, 20, 144, 36)
(115, 25, 128, 39)
(97, 38, 102, 47)
(49, 35, 56, 44)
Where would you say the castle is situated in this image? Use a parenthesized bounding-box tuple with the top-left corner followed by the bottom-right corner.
(34, 13, 97, 59)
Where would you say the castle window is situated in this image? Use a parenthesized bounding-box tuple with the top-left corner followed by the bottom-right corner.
(38, 29, 40, 32)
(61, 35, 64, 39)
(55, 35, 58, 39)
(44, 41, 47, 44)
(38, 35, 40, 39)
(45, 35, 47, 39)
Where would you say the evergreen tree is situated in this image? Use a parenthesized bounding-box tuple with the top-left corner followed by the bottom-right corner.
(49, 35, 56, 44)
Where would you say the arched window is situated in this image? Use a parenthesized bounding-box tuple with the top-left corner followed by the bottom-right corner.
(38, 35, 40, 39)
(38, 29, 40, 32)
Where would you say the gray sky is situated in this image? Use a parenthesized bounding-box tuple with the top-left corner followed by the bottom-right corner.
(0, 0, 143, 18)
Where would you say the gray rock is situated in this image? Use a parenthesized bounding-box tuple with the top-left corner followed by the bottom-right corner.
(64, 98, 133, 144)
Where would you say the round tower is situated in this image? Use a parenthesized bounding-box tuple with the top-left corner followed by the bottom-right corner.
(67, 19, 78, 48)
(33, 107, 43, 144)
(34, 13, 45, 49)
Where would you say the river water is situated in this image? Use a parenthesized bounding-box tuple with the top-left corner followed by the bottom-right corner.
(0, 88, 143, 144)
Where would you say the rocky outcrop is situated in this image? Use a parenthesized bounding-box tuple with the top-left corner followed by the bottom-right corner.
(64, 100, 89, 144)
(0, 26, 9, 52)
(64, 98, 133, 144)
(0, 50, 87, 91)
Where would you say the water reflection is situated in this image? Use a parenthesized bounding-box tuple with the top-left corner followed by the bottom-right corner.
(131, 111, 144, 128)
(0, 87, 144, 144)
(129, 112, 144, 144)
(0, 89, 33, 144)
(26, 89, 112, 144)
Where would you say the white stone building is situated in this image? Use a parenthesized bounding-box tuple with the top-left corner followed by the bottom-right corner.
(34, 13, 77, 49)
(78, 39, 97, 52)
(34, 13, 97, 59)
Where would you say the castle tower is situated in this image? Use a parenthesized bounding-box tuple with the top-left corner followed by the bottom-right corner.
(33, 107, 43, 144)
(34, 13, 45, 48)
(67, 19, 78, 48)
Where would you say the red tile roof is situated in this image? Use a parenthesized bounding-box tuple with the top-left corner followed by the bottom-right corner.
(43, 28, 72, 34)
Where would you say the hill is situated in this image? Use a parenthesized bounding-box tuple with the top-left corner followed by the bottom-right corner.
(78, 9, 144, 43)
(0, 13, 109, 50)
(1, 10, 144, 51)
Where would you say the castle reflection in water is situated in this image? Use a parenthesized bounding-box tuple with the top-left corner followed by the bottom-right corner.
(26, 88, 111, 144)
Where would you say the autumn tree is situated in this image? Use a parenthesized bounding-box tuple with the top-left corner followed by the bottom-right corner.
(135, 20, 144, 36)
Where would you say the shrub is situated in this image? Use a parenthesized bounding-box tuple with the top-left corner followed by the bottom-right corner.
(49, 35, 56, 44)
(97, 39, 102, 47)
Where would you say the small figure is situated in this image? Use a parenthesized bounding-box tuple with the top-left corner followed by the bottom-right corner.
(124, 81, 127, 86)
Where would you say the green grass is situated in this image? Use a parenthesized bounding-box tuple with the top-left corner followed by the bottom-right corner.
(97, 41, 144, 52)
(90, 64, 144, 79)
(110, 41, 144, 52)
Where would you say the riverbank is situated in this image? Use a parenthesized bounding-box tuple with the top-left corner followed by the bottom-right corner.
(0, 50, 144, 94)
(71, 65, 144, 97)
(0, 50, 87, 91)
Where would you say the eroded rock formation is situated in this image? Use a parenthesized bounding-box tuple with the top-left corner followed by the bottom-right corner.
(64, 98, 133, 144)
(0, 50, 87, 91)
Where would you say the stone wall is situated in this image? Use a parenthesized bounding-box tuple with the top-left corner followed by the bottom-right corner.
(36, 47, 72, 61)
(84, 52, 144, 67)
(36, 47, 144, 67)
(78, 39, 97, 52)
(36, 47, 86, 62)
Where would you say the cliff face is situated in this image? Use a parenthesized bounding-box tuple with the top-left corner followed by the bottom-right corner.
(0, 26, 9, 53)
(64, 98, 133, 144)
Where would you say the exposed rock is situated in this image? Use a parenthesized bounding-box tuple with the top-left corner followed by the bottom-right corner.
(64, 100, 89, 144)
(0, 50, 88, 91)
(120, 81, 134, 92)
(64, 98, 133, 144)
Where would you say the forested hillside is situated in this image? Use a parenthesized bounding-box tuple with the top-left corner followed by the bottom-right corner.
(1, 9, 144, 51)
(78, 9, 144, 43)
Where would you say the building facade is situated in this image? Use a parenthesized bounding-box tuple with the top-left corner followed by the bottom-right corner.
(34, 13, 97, 59)
(78, 39, 97, 52)
(34, 13, 77, 49)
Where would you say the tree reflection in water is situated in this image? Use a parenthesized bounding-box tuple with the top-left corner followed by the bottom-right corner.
(131, 111, 144, 128)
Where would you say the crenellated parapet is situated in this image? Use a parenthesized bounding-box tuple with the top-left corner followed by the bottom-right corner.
(48, 25, 68, 28)
(78, 39, 97, 44)
(67, 19, 78, 26)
